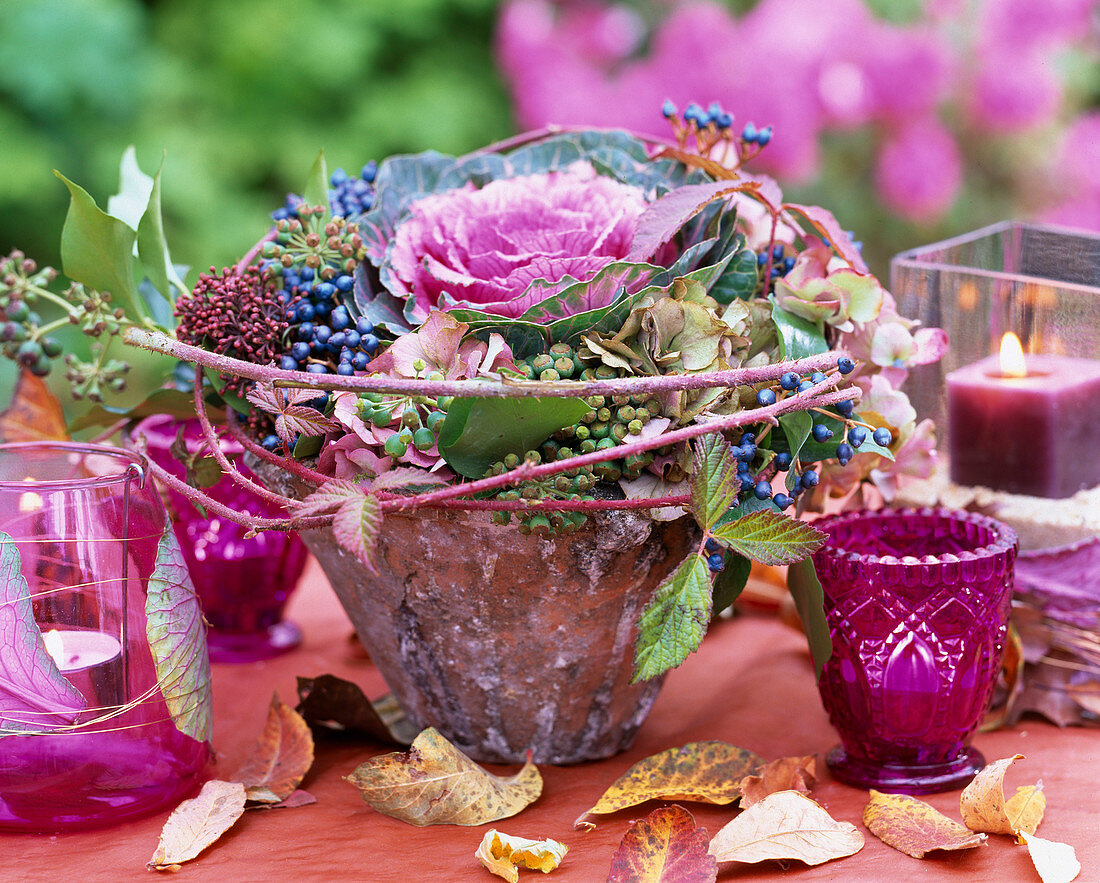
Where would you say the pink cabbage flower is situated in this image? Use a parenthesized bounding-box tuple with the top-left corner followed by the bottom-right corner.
(387, 163, 648, 322)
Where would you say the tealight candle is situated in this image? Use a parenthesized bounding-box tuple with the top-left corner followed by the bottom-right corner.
(946, 333, 1100, 498)
(42, 628, 124, 707)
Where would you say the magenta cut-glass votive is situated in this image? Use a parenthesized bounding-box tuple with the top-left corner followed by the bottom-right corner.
(136, 416, 309, 663)
(811, 507, 1017, 794)
(0, 442, 212, 833)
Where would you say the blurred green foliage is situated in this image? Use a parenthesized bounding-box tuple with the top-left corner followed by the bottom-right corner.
(0, 0, 514, 276)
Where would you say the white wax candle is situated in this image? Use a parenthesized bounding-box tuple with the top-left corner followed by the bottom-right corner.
(43, 629, 123, 672)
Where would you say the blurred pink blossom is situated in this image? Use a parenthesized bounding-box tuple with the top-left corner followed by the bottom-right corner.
(874, 118, 962, 222)
(968, 45, 1063, 132)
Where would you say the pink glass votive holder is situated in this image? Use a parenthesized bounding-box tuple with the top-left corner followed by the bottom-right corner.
(811, 507, 1018, 794)
(136, 416, 310, 663)
(0, 442, 212, 833)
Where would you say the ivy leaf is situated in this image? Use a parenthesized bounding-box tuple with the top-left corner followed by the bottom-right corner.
(709, 244, 759, 304)
(437, 396, 590, 479)
(769, 299, 827, 361)
(787, 558, 833, 679)
(711, 552, 751, 616)
(145, 517, 213, 743)
(0, 531, 87, 733)
(633, 553, 712, 683)
(302, 148, 329, 214)
(712, 509, 826, 566)
(332, 494, 382, 575)
(690, 433, 739, 532)
(55, 170, 145, 320)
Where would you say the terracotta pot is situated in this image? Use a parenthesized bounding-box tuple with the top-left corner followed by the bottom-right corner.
(253, 459, 694, 764)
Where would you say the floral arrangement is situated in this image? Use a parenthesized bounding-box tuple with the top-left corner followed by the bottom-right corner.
(0, 108, 944, 680)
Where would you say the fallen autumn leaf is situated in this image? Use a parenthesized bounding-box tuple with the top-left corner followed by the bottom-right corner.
(606, 805, 717, 883)
(575, 741, 764, 829)
(1018, 831, 1081, 883)
(708, 790, 864, 867)
(0, 370, 69, 443)
(296, 674, 417, 745)
(960, 755, 1045, 836)
(475, 830, 568, 883)
(738, 755, 816, 808)
(232, 694, 315, 803)
(147, 780, 247, 871)
(345, 727, 542, 826)
(863, 789, 986, 858)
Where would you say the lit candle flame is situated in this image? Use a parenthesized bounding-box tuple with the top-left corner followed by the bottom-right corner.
(43, 629, 67, 667)
(18, 476, 42, 513)
(999, 332, 1027, 378)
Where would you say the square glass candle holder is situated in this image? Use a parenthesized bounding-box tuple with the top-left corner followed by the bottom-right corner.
(891, 221, 1100, 497)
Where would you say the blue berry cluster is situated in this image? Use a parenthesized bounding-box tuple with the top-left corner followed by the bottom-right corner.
(664, 100, 734, 131)
(328, 163, 377, 218)
(756, 242, 796, 293)
(276, 268, 381, 376)
(740, 122, 773, 146)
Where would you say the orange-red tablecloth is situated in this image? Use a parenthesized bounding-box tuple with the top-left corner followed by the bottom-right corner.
(8, 559, 1099, 882)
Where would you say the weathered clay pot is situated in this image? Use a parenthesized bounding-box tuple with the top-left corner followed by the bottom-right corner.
(253, 459, 694, 764)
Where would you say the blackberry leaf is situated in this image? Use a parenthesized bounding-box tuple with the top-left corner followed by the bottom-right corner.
(712, 509, 826, 566)
(632, 553, 712, 682)
(690, 432, 739, 531)
(333, 494, 382, 575)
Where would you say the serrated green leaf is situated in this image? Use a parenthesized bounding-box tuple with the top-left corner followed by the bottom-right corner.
(715, 494, 780, 526)
(437, 396, 591, 479)
(333, 494, 382, 574)
(633, 553, 713, 682)
(303, 149, 329, 213)
(690, 433, 739, 531)
(787, 557, 833, 679)
(712, 552, 751, 616)
(769, 298, 827, 361)
(295, 479, 364, 517)
(146, 517, 212, 743)
(712, 509, 826, 566)
(55, 170, 144, 319)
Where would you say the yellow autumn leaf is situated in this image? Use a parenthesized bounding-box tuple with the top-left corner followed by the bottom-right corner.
(475, 830, 568, 883)
(345, 727, 542, 826)
(708, 790, 864, 867)
(574, 741, 764, 829)
(863, 790, 986, 858)
(960, 755, 1045, 836)
(1019, 831, 1081, 883)
(147, 780, 247, 871)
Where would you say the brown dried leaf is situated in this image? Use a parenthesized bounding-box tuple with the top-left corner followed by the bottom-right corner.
(708, 791, 864, 867)
(574, 741, 764, 829)
(475, 830, 568, 883)
(960, 755, 1045, 836)
(147, 780, 247, 871)
(738, 755, 816, 809)
(296, 674, 416, 745)
(863, 789, 986, 858)
(345, 727, 542, 826)
(246, 789, 317, 811)
(0, 370, 69, 442)
(607, 805, 718, 883)
(231, 694, 314, 803)
(1019, 831, 1081, 883)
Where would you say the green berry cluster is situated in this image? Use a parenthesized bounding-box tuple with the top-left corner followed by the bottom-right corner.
(261, 204, 366, 279)
(1, 251, 62, 377)
(484, 449, 593, 535)
(357, 389, 447, 458)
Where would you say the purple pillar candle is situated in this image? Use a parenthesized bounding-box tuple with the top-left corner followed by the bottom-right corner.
(946, 339, 1100, 498)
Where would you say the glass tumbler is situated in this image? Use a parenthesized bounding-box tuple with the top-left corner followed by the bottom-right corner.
(811, 507, 1017, 794)
(136, 416, 309, 663)
(0, 442, 212, 832)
